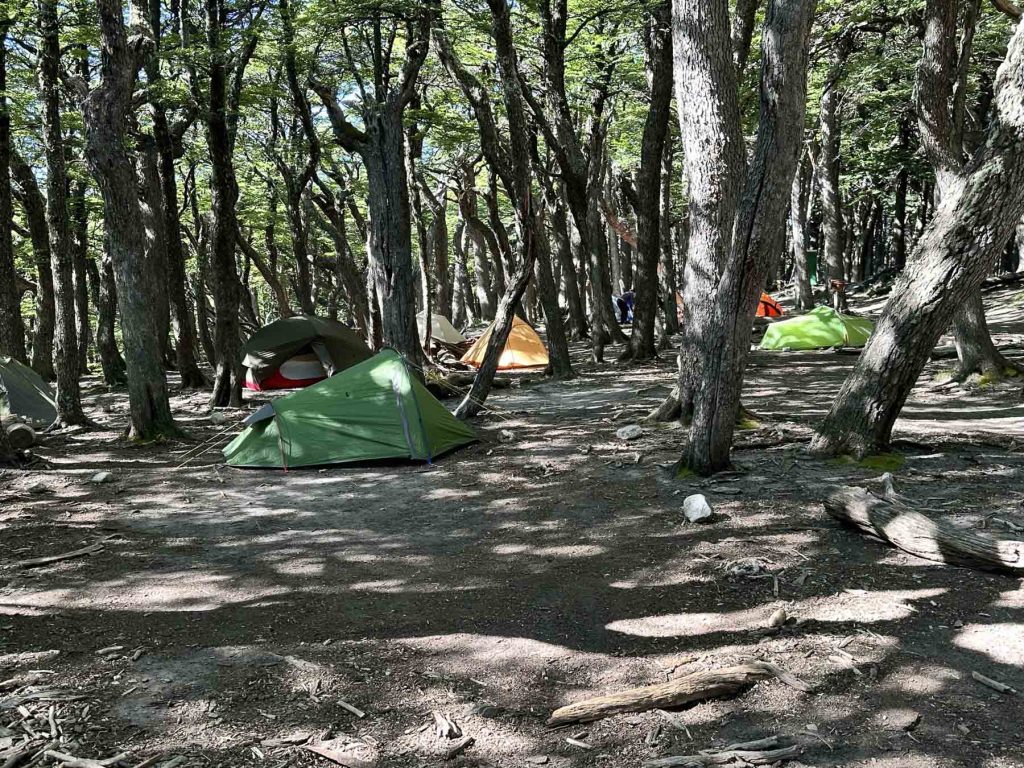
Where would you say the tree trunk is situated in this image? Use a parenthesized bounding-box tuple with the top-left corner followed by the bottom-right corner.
(545, 180, 588, 339)
(671, 0, 815, 474)
(90, 236, 127, 384)
(70, 179, 91, 374)
(790, 145, 815, 311)
(819, 62, 847, 311)
(456, 0, 543, 417)
(812, 18, 1024, 456)
(732, 0, 760, 77)
(658, 139, 679, 337)
(0, 22, 23, 362)
(452, 218, 470, 327)
(626, 1, 673, 361)
(11, 152, 55, 380)
(534, 206, 575, 379)
(204, 0, 247, 407)
(137, 136, 172, 364)
(40, 0, 86, 426)
(84, 0, 177, 438)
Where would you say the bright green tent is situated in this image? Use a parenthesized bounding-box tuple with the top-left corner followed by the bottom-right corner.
(759, 305, 874, 351)
(223, 349, 476, 468)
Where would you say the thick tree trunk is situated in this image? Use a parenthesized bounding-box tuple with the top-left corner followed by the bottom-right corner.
(548, 185, 588, 339)
(732, 0, 760, 77)
(626, 1, 673, 361)
(812, 18, 1024, 456)
(0, 23, 23, 362)
(90, 237, 127, 384)
(451, 219, 471, 327)
(204, 0, 247, 407)
(84, 0, 177, 438)
(137, 137, 172, 364)
(671, 0, 815, 474)
(40, 0, 86, 425)
(790, 146, 815, 311)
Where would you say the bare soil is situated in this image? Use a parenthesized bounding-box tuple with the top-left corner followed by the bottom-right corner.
(2, 288, 1023, 768)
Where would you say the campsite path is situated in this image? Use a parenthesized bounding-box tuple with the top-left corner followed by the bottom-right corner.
(1, 291, 1023, 768)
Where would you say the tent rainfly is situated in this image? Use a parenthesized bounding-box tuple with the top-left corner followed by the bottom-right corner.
(242, 315, 372, 391)
(757, 292, 784, 318)
(417, 311, 467, 345)
(0, 357, 57, 424)
(759, 305, 874, 350)
(224, 349, 476, 468)
(460, 315, 549, 370)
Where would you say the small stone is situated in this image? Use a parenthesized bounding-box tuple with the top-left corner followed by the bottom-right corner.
(683, 494, 713, 523)
(616, 424, 643, 441)
(499, 429, 515, 442)
(91, 471, 113, 484)
(767, 607, 788, 628)
(526, 757, 549, 765)
(886, 710, 921, 732)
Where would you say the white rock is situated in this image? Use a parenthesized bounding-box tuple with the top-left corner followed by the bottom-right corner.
(616, 424, 643, 440)
(90, 471, 113, 484)
(683, 493, 713, 523)
(767, 606, 788, 628)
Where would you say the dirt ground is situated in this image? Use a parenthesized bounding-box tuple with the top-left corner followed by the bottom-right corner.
(2, 288, 1024, 768)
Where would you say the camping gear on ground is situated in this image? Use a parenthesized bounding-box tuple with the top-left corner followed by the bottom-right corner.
(757, 292, 783, 317)
(0, 357, 57, 424)
(759, 305, 874, 350)
(417, 311, 467, 345)
(224, 348, 476, 468)
(460, 315, 550, 370)
(242, 315, 372, 391)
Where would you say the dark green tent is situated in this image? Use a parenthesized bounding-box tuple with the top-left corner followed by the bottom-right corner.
(224, 349, 476, 468)
(0, 357, 57, 424)
(242, 315, 372, 385)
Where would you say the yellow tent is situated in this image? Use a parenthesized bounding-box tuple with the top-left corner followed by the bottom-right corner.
(460, 315, 549, 370)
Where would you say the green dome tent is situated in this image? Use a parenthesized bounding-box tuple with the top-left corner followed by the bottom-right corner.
(242, 315, 372, 387)
(0, 357, 57, 424)
(759, 306, 874, 351)
(224, 349, 476, 468)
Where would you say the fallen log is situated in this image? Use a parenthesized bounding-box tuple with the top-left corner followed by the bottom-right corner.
(546, 662, 806, 727)
(14, 543, 104, 569)
(645, 743, 801, 767)
(824, 486, 1024, 573)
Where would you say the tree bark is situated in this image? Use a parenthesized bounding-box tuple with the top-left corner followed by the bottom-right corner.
(671, 0, 816, 474)
(40, 0, 86, 426)
(311, 6, 433, 370)
(819, 48, 849, 312)
(812, 17, 1024, 457)
(732, 0, 760, 77)
(790, 144, 815, 310)
(11, 151, 55, 380)
(455, 0, 545, 418)
(90, 235, 127, 384)
(137, 136, 172, 363)
(625, 1, 673, 361)
(0, 23, 23, 362)
(658, 138, 679, 338)
(84, 0, 177, 438)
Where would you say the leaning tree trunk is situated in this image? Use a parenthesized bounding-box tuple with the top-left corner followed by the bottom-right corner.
(812, 17, 1024, 457)
(0, 22, 23, 362)
(456, 0, 542, 418)
(626, 0, 673, 361)
(40, 0, 86, 426)
(84, 0, 176, 438)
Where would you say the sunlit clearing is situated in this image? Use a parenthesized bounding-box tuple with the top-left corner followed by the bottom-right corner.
(954, 623, 1024, 665)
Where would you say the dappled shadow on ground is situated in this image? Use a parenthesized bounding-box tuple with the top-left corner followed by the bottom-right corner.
(1, 310, 1023, 766)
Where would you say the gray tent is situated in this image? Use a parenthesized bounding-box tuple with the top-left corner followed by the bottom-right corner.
(0, 357, 57, 424)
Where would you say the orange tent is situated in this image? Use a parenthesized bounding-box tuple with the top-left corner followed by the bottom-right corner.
(757, 292, 783, 318)
(460, 315, 549, 370)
